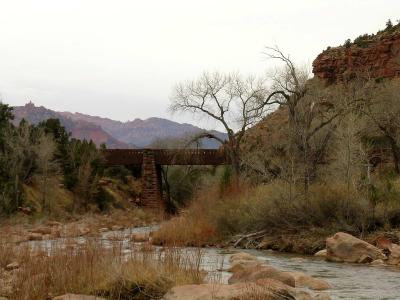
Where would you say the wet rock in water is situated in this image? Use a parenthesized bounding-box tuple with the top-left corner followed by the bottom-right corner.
(314, 249, 327, 258)
(326, 232, 386, 263)
(284, 271, 330, 291)
(98, 227, 109, 233)
(53, 294, 106, 300)
(227, 259, 262, 273)
(163, 280, 311, 300)
(5, 262, 19, 271)
(131, 232, 149, 242)
(290, 257, 307, 263)
(370, 259, 385, 266)
(28, 232, 43, 241)
(228, 264, 296, 287)
(387, 243, 400, 265)
(229, 252, 258, 263)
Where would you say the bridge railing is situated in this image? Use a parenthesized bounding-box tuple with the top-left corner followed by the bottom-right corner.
(102, 149, 144, 165)
(154, 149, 228, 165)
(101, 149, 229, 166)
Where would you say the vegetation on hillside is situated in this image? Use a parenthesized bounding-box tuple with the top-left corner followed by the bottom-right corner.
(343, 19, 400, 48)
(0, 107, 142, 217)
(156, 40, 400, 250)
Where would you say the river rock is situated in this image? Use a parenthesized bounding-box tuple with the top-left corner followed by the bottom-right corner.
(375, 236, 400, 265)
(387, 243, 400, 265)
(53, 294, 105, 300)
(284, 271, 330, 290)
(326, 232, 385, 263)
(228, 264, 295, 287)
(370, 259, 385, 265)
(163, 280, 311, 300)
(313, 293, 332, 300)
(131, 232, 149, 242)
(229, 252, 258, 262)
(28, 232, 43, 241)
(30, 226, 52, 235)
(314, 249, 327, 258)
(227, 259, 261, 273)
(5, 262, 19, 271)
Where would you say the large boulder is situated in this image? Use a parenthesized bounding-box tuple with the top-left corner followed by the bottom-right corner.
(228, 264, 295, 287)
(163, 280, 312, 300)
(326, 232, 386, 263)
(284, 271, 330, 291)
(53, 294, 106, 300)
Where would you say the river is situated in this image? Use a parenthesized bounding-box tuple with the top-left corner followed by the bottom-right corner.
(25, 226, 400, 300)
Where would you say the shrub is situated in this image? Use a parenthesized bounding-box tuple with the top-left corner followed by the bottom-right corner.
(103, 166, 132, 183)
(344, 39, 352, 48)
(155, 179, 400, 246)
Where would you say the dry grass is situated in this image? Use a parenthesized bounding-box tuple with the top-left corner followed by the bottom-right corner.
(0, 242, 15, 268)
(4, 240, 206, 300)
(153, 184, 254, 246)
(154, 180, 400, 249)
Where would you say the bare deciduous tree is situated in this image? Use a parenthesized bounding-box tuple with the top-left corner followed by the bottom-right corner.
(170, 71, 275, 186)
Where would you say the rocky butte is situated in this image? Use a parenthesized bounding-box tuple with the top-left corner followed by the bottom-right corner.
(313, 23, 400, 83)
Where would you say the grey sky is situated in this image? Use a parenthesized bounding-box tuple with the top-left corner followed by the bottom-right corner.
(0, 0, 398, 129)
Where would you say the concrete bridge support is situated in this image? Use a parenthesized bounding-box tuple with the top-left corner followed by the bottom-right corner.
(141, 150, 164, 211)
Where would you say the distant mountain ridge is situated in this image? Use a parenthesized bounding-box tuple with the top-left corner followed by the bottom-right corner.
(11, 102, 227, 149)
(59, 111, 226, 148)
(12, 102, 133, 148)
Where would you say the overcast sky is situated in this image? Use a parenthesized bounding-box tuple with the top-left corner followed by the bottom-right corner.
(0, 0, 399, 128)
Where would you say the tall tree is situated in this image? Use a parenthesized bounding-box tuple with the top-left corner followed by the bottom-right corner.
(170, 72, 275, 186)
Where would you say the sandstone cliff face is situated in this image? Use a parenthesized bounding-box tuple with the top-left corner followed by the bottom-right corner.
(313, 29, 400, 83)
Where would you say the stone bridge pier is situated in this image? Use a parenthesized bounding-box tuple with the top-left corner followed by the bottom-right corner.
(141, 150, 164, 211)
(102, 148, 229, 212)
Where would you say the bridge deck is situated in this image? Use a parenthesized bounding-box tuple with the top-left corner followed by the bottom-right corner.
(102, 149, 229, 166)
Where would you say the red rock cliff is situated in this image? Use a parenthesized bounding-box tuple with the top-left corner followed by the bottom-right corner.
(313, 28, 400, 83)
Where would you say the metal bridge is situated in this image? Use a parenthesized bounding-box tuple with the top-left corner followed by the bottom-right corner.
(101, 149, 229, 212)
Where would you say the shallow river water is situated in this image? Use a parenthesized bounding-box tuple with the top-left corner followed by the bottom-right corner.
(26, 226, 400, 300)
